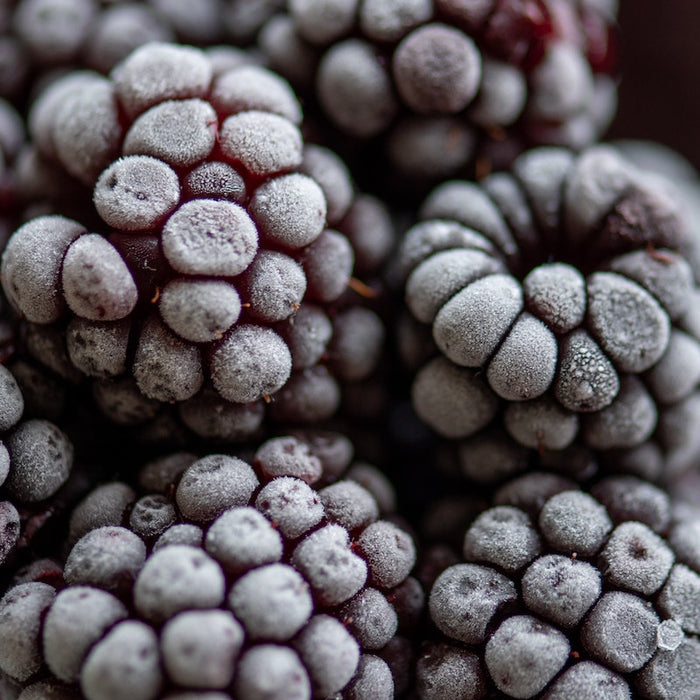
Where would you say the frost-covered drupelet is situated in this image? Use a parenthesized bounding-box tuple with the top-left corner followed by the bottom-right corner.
(2, 42, 390, 438)
(258, 0, 618, 187)
(0, 432, 419, 699)
(401, 144, 700, 480)
(418, 471, 700, 699)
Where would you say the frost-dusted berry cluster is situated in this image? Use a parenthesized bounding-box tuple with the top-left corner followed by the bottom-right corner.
(2, 42, 390, 438)
(419, 471, 700, 699)
(259, 0, 618, 182)
(0, 433, 419, 699)
(401, 144, 700, 478)
(0, 364, 73, 567)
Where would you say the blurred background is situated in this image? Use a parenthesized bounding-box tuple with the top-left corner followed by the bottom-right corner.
(611, 0, 700, 169)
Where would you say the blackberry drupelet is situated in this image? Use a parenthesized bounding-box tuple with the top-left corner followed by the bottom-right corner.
(419, 471, 700, 699)
(400, 143, 700, 481)
(258, 0, 618, 191)
(0, 432, 420, 699)
(3, 42, 390, 440)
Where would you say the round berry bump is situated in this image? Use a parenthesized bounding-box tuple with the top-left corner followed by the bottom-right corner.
(94, 156, 181, 231)
(554, 329, 620, 412)
(92, 378, 161, 427)
(539, 491, 612, 556)
(5, 419, 73, 503)
(635, 638, 700, 700)
(161, 198, 258, 277)
(0, 582, 55, 682)
(300, 230, 353, 303)
(211, 65, 302, 124)
(341, 588, 397, 650)
(129, 495, 176, 539)
(301, 145, 354, 225)
(543, 661, 630, 700)
(485, 615, 571, 698)
(220, 111, 303, 178)
(159, 278, 241, 344)
(581, 591, 660, 673)
(433, 274, 523, 367)
(133, 545, 225, 623)
(64, 526, 146, 593)
(161, 610, 243, 689)
(0, 501, 19, 563)
(123, 98, 217, 168)
(458, 430, 530, 484)
(393, 23, 481, 114)
(357, 520, 416, 589)
(61, 234, 138, 322)
(154, 524, 203, 551)
(599, 522, 675, 596)
(249, 173, 327, 250)
(645, 330, 700, 404)
(0, 365, 24, 433)
(267, 365, 341, 424)
(80, 620, 162, 700)
(581, 375, 657, 450)
(528, 42, 593, 122)
(416, 642, 486, 700)
(523, 263, 587, 335)
(360, 0, 432, 40)
(406, 248, 505, 324)
(112, 42, 213, 119)
(42, 587, 128, 682)
(504, 397, 579, 451)
(470, 59, 527, 128)
(292, 614, 360, 698)
(412, 356, 499, 439)
(429, 563, 517, 644)
(292, 523, 367, 606)
(176, 455, 258, 524)
(487, 312, 558, 401)
(205, 506, 283, 575)
(210, 325, 292, 403)
(586, 272, 671, 373)
(658, 393, 700, 478)
(183, 161, 247, 203)
(463, 506, 542, 573)
(278, 304, 333, 370)
(344, 654, 394, 700)
(657, 564, 700, 635)
(522, 554, 601, 628)
(320, 481, 378, 532)
(592, 476, 671, 533)
(68, 482, 135, 544)
(255, 436, 322, 485)
(241, 250, 307, 322)
(132, 316, 203, 402)
(670, 520, 700, 574)
(256, 476, 325, 540)
(228, 563, 313, 641)
(327, 307, 384, 382)
(234, 647, 311, 700)
(66, 317, 131, 378)
(1, 215, 85, 323)
(316, 39, 398, 138)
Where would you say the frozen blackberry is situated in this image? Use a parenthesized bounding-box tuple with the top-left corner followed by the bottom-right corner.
(5, 42, 388, 438)
(1, 431, 418, 697)
(402, 143, 700, 479)
(258, 0, 618, 192)
(420, 472, 700, 698)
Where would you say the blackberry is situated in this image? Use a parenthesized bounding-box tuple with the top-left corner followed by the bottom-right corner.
(4, 42, 390, 439)
(0, 432, 419, 698)
(258, 0, 618, 194)
(400, 143, 700, 480)
(419, 473, 700, 698)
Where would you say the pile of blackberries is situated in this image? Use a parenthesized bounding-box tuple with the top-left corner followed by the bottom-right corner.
(0, 1, 699, 698)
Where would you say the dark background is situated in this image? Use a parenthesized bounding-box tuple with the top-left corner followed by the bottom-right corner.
(610, 0, 700, 170)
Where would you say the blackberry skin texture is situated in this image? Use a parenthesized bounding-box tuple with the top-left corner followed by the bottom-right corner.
(401, 143, 700, 481)
(4, 42, 389, 439)
(0, 432, 419, 698)
(419, 471, 700, 699)
(0, 359, 75, 569)
(258, 0, 618, 194)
